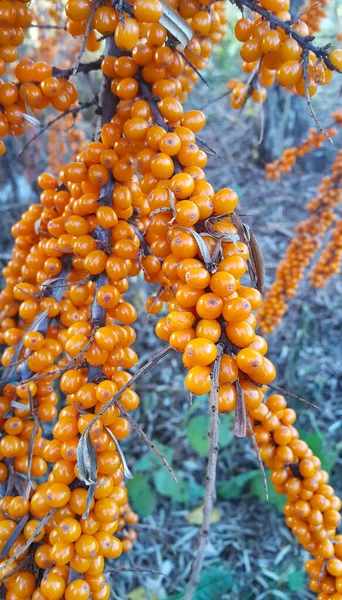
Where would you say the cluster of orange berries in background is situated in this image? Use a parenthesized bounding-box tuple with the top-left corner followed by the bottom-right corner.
(265, 127, 338, 180)
(258, 147, 342, 333)
(300, 0, 328, 34)
(255, 394, 342, 600)
(0, 57, 79, 156)
(309, 218, 342, 288)
(228, 0, 342, 109)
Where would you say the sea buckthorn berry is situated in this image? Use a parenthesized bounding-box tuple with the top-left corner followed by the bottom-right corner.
(210, 272, 237, 297)
(223, 297, 252, 322)
(225, 320, 255, 347)
(213, 188, 239, 214)
(234, 18, 253, 42)
(185, 365, 211, 395)
(276, 60, 303, 86)
(236, 348, 264, 374)
(65, 580, 91, 600)
(185, 266, 210, 288)
(183, 338, 218, 368)
(196, 293, 223, 319)
(134, 0, 162, 22)
(114, 17, 140, 50)
(329, 49, 342, 70)
(46, 483, 71, 508)
(41, 572, 66, 599)
(175, 200, 200, 226)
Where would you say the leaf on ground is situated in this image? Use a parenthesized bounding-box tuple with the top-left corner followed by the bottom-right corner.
(288, 570, 305, 591)
(217, 470, 259, 500)
(187, 415, 232, 456)
(166, 568, 233, 600)
(135, 443, 174, 472)
(298, 429, 337, 473)
(127, 474, 156, 518)
(153, 469, 189, 503)
(250, 471, 285, 512)
(128, 588, 159, 600)
(185, 506, 221, 525)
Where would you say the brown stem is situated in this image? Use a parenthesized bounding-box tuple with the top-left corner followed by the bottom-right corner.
(183, 345, 223, 600)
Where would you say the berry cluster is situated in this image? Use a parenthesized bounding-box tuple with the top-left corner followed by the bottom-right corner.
(309, 219, 342, 288)
(228, 0, 341, 109)
(265, 127, 338, 180)
(250, 393, 342, 599)
(258, 148, 342, 332)
(300, 0, 328, 34)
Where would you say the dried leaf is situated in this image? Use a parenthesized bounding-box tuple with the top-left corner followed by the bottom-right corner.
(0, 514, 29, 559)
(105, 427, 133, 479)
(159, 0, 193, 47)
(234, 380, 247, 438)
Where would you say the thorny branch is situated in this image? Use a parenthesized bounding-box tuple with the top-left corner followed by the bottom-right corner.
(52, 57, 103, 79)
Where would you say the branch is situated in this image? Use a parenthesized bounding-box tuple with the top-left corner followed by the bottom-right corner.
(183, 345, 223, 600)
(28, 23, 67, 30)
(52, 57, 103, 79)
(72, 0, 102, 78)
(267, 383, 319, 408)
(303, 49, 332, 141)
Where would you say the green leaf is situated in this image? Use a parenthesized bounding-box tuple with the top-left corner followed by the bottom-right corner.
(153, 469, 189, 503)
(217, 470, 259, 500)
(298, 430, 337, 473)
(218, 413, 234, 448)
(250, 471, 286, 512)
(135, 443, 174, 472)
(187, 416, 210, 456)
(166, 569, 233, 600)
(127, 474, 155, 518)
(187, 477, 205, 504)
(288, 570, 305, 591)
(187, 415, 233, 456)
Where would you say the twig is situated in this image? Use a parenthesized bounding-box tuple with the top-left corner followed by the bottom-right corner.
(16, 99, 98, 161)
(267, 383, 319, 408)
(72, 0, 102, 78)
(200, 89, 231, 110)
(83, 346, 177, 480)
(183, 345, 223, 600)
(181, 52, 209, 88)
(303, 49, 332, 141)
(28, 23, 67, 30)
(52, 57, 103, 79)
(105, 566, 165, 575)
(246, 413, 268, 501)
(116, 400, 177, 480)
(0, 509, 55, 572)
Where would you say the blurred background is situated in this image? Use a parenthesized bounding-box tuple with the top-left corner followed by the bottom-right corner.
(1, 2, 342, 598)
